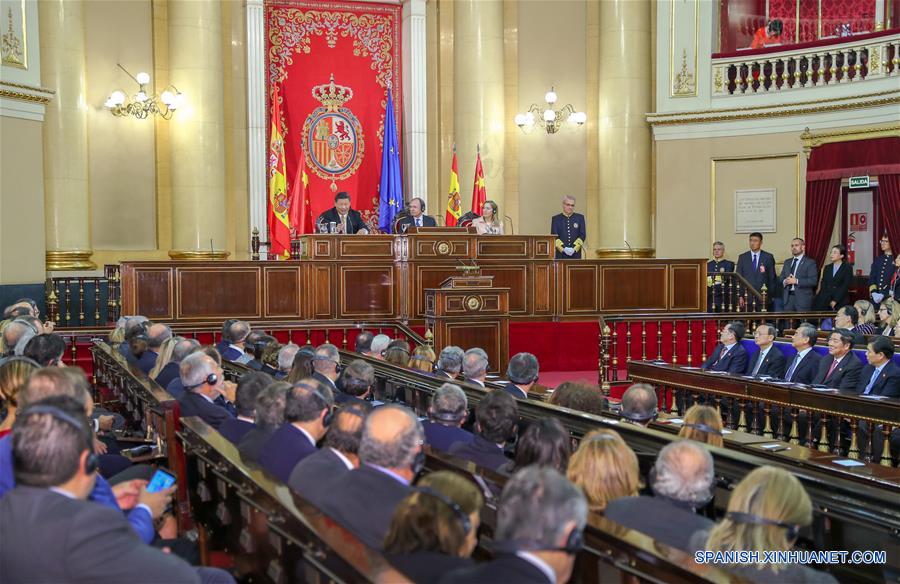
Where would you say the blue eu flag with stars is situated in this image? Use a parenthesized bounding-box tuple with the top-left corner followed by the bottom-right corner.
(378, 88, 403, 233)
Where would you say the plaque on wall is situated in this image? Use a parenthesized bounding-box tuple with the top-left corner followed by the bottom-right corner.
(734, 188, 776, 233)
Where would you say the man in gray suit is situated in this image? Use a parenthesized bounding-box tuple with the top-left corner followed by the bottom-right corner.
(780, 237, 818, 312)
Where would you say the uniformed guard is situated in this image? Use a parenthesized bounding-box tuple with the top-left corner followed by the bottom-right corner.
(707, 241, 735, 311)
(868, 234, 895, 306)
(550, 195, 586, 259)
(707, 241, 735, 274)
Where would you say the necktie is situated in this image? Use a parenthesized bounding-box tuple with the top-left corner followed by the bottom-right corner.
(785, 353, 801, 381)
(752, 351, 765, 375)
(863, 368, 881, 395)
(790, 258, 798, 289)
(341, 214, 348, 234)
(714, 346, 729, 366)
(416, 217, 422, 228)
(753, 253, 758, 271)
(825, 358, 840, 380)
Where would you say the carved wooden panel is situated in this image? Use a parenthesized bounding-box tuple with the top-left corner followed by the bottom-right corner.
(413, 238, 472, 258)
(671, 264, 703, 311)
(338, 239, 395, 258)
(478, 265, 528, 314)
(533, 263, 553, 314)
(339, 266, 395, 318)
(134, 269, 174, 320)
(177, 268, 261, 319)
(534, 238, 553, 259)
(264, 267, 301, 318)
(312, 265, 333, 319)
(562, 264, 600, 313)
(443, 321, 505, 373)
(601, 266, 667, 310)
(476, 239, 528, 257)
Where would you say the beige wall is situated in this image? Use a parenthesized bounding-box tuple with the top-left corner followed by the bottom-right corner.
(0, 116, 46, 283)
(656, 130, 810, 267)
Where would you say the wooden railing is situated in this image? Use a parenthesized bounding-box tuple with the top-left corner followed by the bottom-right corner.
(45, 265, 122, 327)
(705, 271, 767, 312)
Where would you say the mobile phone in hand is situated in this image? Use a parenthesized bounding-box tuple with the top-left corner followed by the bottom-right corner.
(147, 469, 176, 493)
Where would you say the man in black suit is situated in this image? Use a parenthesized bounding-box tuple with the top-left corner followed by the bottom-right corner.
(0, 398, 232, 583)
(317, 191, 369, 234)
(448, 389, 517, 471)
(781, 323, 822, 384)
(747, 324, 786, 378)
(443, 467, 587, 584)
(834, 305, 868, 346)
(177, 353, 235, 429)
(137, 323, 172, 375)
(153, 337, 199, 389)
(318, 405, 422, 549)
(289, 403, 368, 506)
(395, 197, 436, 231)
(422, 383, 474, 452)
(701, 321, 749, 374)
(258, 378, 333, 483)
(238, 382, 289, 464)
(606, 441, 715, 552)
(779, 238, 818, 312)
(218, 372, 268, 445)
(811, 329, 864, 389)
(503, 352, 539, 400)
(336, 359, 376, 406)
(736, 232, 776, 306)
(435, 345, 464, 379)
(462, 347, 489, 387)
(312, 343, 341, 394)
(620, 383, 659, 427)
(854, 337, 900, 462)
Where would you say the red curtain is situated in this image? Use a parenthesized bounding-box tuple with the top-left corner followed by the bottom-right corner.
(807, 137, 900, 179)
(879, 174, 900, 253)
(804, 180, 842, 266)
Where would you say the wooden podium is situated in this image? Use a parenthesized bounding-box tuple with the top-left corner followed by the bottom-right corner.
(424, 274, 509, 374)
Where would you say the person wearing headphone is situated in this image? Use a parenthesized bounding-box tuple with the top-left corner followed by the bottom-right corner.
(605, 441, 715, 553)
(443, 466, 587, 584)
(396, 197, 436, 232)
(258, 379, 334, 483)
(448, 389, 518, 472)
(619, 383, 658, 427)
(312, 343, 341, 393)
(422, 383, 473, 453)
(176, 352, 235, 430)
(503, 352, 539, 400)
(697, 466, 837, 583)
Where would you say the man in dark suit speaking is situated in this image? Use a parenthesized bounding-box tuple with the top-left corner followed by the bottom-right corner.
(395, 197, 436, 231)
(317, 191, 369, 234)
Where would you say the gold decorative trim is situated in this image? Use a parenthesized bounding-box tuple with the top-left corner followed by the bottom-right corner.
(594, 248, 655, 259)
(167, 250, 231, 260)
(669, 0, 699, 98)
(0, 80, 54, 94)
(1, 2, 26, 69)
(0, 88, 50, 104)
(46, 250, 96, 271)
(801, 123, 900, 157)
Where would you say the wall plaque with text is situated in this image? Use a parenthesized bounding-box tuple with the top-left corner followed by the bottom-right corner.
(734, 188, 776, 233)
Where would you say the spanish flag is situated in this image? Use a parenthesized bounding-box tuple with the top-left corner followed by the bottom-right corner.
(471, 145, 486, 213)
(288, 148, 313, 235)
(445, 145, 461, 226)
(267, 86, 291, 258)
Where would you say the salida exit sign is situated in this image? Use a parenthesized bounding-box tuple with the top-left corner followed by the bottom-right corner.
(849, 175, 870, 189)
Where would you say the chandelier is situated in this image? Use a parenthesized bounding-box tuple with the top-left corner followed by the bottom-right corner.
(514, 87, 586, 134)
(104, 63, 182, 120)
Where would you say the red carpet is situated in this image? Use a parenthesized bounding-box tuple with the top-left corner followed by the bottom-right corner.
(537, 370, 599, 388)
(510, 321, 599, 371)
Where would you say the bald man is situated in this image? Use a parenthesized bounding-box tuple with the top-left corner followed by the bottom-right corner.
(137, 323, 172, 375)
(317, 405, 424, 549)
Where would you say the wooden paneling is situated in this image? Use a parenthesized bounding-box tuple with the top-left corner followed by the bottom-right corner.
(601, 266, 667, 311)
(477, 265, 528, 314)
(533, 263, 554, 314)
(339, 266, 395, 318)
(445, 321, 503, 369)
(670, 264, 704, 311)
(562, 264, 600, 313)
(134, 268, 173, 320)
(311, 265, 333, 319)
(476, 239, 529, 257)
(177, 268, 261, 319)
(264, 268, 301, 318)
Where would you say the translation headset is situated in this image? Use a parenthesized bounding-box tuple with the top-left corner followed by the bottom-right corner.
(183, 372, 219, 392)
(681, 422, 723, 436)
(0, 356, 41, 368)
(293, 381, 334, 427)
(416, 486, 471, 534)
(492, 528, 585, 556)
(726, 511, 800, 541)
(20, 405, 98, 475)
(312, 355, 343, 374)
(619, 408, 659, 424)
(429, 409, 467, 425)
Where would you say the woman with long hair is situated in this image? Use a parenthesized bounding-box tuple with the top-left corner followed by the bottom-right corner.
(678, 405, 725, 448)
(500, 417, 571, 475)
(408, 345, 436, 373)
(471, 200, 504, 235)
(877, 299, 899, 337)
(0, 357, 38, 438)
(567, 429, 640, 512)
(149, 336, 179, 380)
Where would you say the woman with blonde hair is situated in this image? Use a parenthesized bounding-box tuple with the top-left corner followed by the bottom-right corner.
(678, 405, 725, 448)
(148, 336, 179, 380)
(408, 345, 436, 373)
(384, 471, 483, 583)
(876, 299, 900, 337)
(0, 357, 38, 438)
(853, 299, 878, 335)
(567, 429, 640, 512)
(471, 200, 504, 235)
(384, 340, 411, 367)
(701, 466, 837, 582)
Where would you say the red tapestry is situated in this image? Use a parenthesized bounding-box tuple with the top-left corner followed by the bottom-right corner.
(265, 0, 402, 228)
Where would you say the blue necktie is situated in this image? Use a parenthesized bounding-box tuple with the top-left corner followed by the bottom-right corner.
(753, 253, 758, 271)
(863, 368, 881, 395)
(785, 353, 800, 381)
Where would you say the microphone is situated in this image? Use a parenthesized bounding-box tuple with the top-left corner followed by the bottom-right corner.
(624, 239, 634, 259)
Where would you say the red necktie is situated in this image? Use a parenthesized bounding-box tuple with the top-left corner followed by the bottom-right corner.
(826, 358, 840, 379)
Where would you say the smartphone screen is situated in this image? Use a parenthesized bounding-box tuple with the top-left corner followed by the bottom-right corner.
(146, 469, 176, 493)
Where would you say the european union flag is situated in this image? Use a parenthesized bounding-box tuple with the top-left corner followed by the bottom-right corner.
(378, 88, 403, 233)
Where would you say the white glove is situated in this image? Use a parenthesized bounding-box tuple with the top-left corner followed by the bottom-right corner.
(872, 292, 884, 304)
(564, 247, 575, 256)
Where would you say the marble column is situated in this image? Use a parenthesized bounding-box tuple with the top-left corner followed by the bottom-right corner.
(402, 0, 427, 203)
(453, 0, 505, 215)
(597, 0, 653, 258)
(38, 0, 95, 270)
(246, 0, 267, 250)
(167, 0, 228, 259)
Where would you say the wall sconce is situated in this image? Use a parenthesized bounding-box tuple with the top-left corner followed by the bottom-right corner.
(514, 87, 586, 134)
(105, 63, 182, 120)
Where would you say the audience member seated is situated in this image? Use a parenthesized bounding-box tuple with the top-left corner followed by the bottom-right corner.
(1, 319, 34, 359)
(678, 405, 725, 448)
(422, 383, 473, 452)
(22, 334, 67, 367)
(503, 352, 539, 400)
(0, 357, 38, 438)
(619, 383, 658, 427)
(0, 395, 233, 583)
(176, 353, 235, 429)
(857, 336, 900, 398)
(462, 348, 489, 387)
(701, 321, 748, 374)
(384, 340, 412, 367)
(238, 381, 290, 464)
(215, 318, 238, 355)
(258, 379, 333, 482)
(217, 372, 269, 445)
(312, 343, 341, 393)
(117, 316, 149, 365)
(275, 344, 300, 380)
(434, 346, 464, 380)
(567, 429, 640, 512)
(854, 299, 879, 336)
(442, 467, 587, 584)
(448, 390, 517, 472)
(498, 418, 570, 475)
(371, 334, 391, 359)
(834, 305, 867, 346)
(337, 359, 376, 406)
(289, 403, 368, 507)
(137, 323, 172, 375)
(156, 338, 199, 391)
(408, 345, 436, 373)
(244, 334, 276, 371)
(782, 323, 822, 384)
(285, 346, 316, 383)
(259, 341, 284, 377)
(547, 381, 607, 415)
(148, 335, 178, 382)
(606, 441, 715, 552)
(318, 405, 423, 550)
(383, 471, 482, 583)
(696, 467, 838, 583)
(470, 200, 504, 235)
(220, 320, 252, 364)
(747, 324, 785, 378)
(877, 299, 899, 337)
(354, 331, 375, 357)
(811, 329, 863, 389)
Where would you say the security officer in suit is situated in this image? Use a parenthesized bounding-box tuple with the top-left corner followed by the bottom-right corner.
(395, 197, 436, 231)
(317, 191, 369, 234)
(736, 232, 777, 305)
(868, 234, 894, 306)
(550, 195, 586, 259)
(779, 238, 818, 312)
